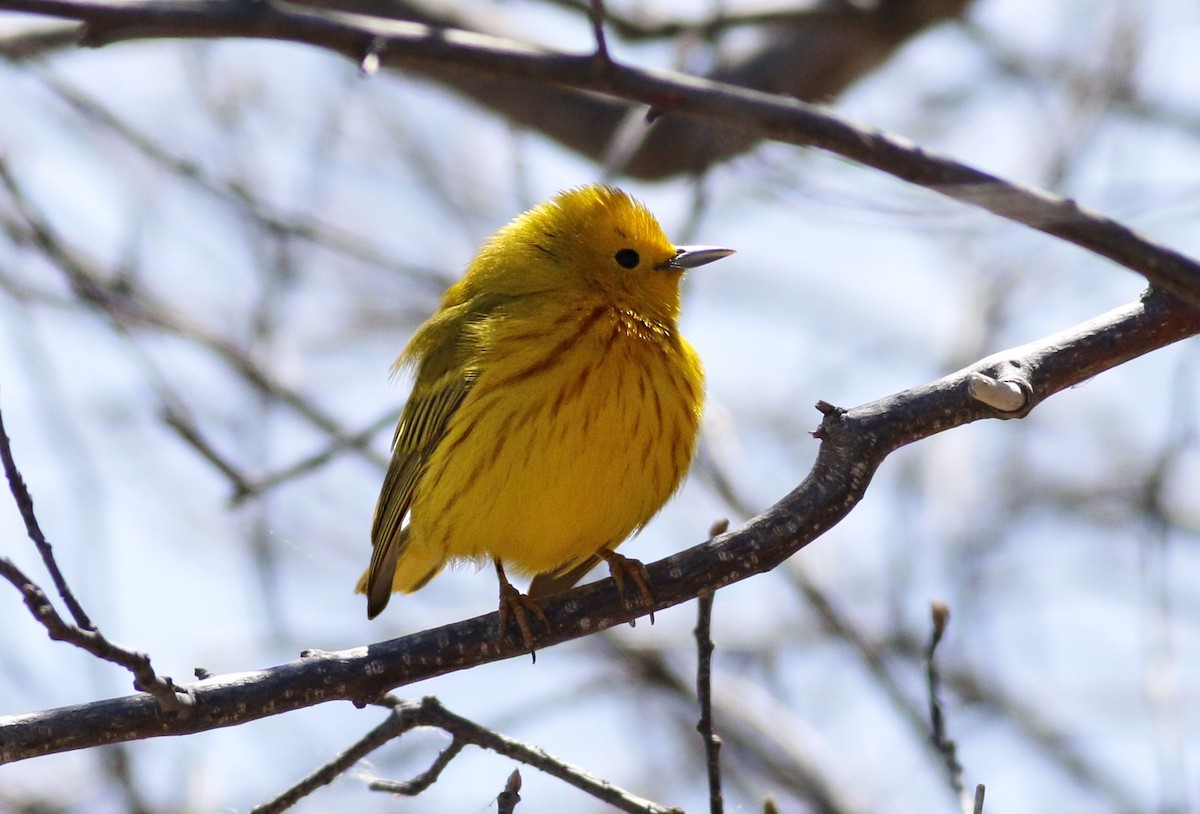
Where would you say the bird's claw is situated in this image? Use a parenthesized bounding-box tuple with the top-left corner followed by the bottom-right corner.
(496, 561, 550, 657)
(599, 549, 655, 624)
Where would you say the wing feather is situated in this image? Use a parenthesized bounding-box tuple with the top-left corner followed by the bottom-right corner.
(361, 292, 513, 618)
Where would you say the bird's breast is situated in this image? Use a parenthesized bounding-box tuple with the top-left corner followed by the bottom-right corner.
(409, 304, 704, 575)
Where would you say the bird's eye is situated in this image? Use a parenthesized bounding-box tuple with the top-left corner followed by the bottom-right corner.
(614, 248, 640, 269)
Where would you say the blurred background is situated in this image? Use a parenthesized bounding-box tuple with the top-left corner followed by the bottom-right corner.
(1, 0, 1198, 811)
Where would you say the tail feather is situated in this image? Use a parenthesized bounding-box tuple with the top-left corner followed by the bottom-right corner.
(357, 526, 446, 618)
(527, 555, 601, 599)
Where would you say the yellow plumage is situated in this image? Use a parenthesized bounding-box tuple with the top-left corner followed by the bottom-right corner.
(357, 185, 732, 623)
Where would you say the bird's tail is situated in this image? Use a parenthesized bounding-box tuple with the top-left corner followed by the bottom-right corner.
(356, 527, 444, 618)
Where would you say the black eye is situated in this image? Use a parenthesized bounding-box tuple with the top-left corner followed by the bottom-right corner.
(614, 248, 640, 269)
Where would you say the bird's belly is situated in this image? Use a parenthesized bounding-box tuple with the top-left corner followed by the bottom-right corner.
(409, 328, 701, 576)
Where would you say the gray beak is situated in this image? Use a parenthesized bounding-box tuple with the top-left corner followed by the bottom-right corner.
(664, 245, 736, 270)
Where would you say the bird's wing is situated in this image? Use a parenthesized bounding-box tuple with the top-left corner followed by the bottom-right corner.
(363, 294, 505, 617)
(363, 369, 472, 616)
(371, 371, 470, 544)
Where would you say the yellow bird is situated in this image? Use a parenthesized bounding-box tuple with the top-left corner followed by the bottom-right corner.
(357, 185, 733, 644)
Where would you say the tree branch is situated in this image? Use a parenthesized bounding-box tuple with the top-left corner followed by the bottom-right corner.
(3, 286, 1196, 762)
(2, 0, 1200, 306)
(2, 0, 974, 177)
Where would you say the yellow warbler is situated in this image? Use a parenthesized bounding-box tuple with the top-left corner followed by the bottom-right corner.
(357, 185, 732, 643)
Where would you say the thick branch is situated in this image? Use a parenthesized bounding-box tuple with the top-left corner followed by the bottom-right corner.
(2, 0, 973, 177)
(2, 0, 1200, 306)
(3, 287, 1196, 763)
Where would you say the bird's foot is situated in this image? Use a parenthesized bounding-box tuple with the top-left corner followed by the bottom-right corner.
(598, 549, 655, 625)
(495, 559, 550, 656)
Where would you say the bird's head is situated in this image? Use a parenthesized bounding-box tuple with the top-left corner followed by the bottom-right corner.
(475, 185, 733, 324)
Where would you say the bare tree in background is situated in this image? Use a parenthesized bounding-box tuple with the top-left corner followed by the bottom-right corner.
(1, 1, 1198, 812)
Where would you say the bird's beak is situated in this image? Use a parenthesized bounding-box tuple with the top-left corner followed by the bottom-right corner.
(662, 245, 736, 270)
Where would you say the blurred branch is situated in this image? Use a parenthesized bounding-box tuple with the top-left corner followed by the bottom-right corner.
(160, 403, 255, 496)
(783, 557, 1137, 811)
(16, 67, 446, 290)
(256, 696, 680, 814)
(3, 0, 1198, 308)
(6, 285, 1196, 760)
(538, 0, 905, 42)
(607, 636, 864, 814)
(890, 631, 1144, 813)
(784, 566, 959, 788)
(924, 602, 965, 801)
(0, 19, 80, 56)
(0, 401, 192, 712)
(0, 158, 390, 478)
(230, 407, 399, 505)
(3, 0, 973, 178)
(964, 21, 1200, 142)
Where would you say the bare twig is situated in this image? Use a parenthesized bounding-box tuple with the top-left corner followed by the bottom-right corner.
(258, 697, 678, 814)
(252, 702, 424, 813)
(496, 768, 522, 814)
(925, 601, 964, 798)
(415, 697, 680, 814)
(973, 783, 986, 814)
(368, 736, 466, 795)
(886, 631, 1141, 812)
(0, 389, 92, 629)
(0, 401, 191, 712)
(695, 519, 728, 814)
(785, 566, 962, 803)
(695, 590, 723, 814)
(588, 0, 609, 62)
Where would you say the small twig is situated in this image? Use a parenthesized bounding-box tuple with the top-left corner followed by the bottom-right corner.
(0, 563, 179, 708)
(695, 590, 723, 814)
(0, 400, 191, 712)
(0, 388, 92, 629)
(259, 696, 678, 814)
(695, 518, 729, 813)
(253, 702, 423, 813)
(589, 0, 610, 62)
(496, 768, 522, 814)
(368, 736, 466, 795)
(926, 601, 964, 798)
(973, 783, 986, 814)
(417, 697, 680, 814)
